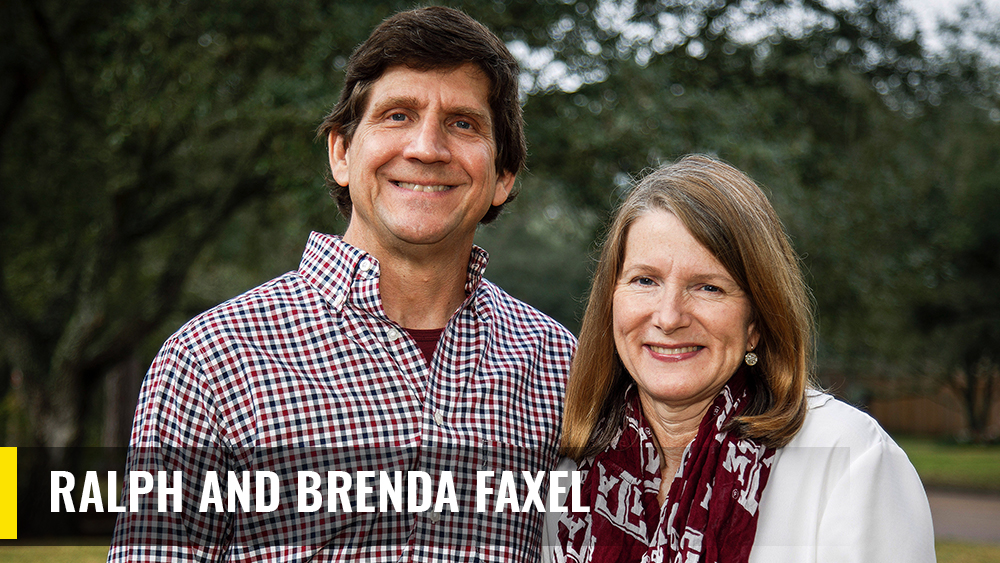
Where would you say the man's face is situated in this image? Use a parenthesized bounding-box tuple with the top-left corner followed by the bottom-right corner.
(330, 64, 515, 254)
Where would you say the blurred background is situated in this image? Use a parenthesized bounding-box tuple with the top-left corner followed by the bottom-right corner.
(2, 0, 999, 547)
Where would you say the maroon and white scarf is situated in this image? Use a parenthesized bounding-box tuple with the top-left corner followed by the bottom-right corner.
(558, 371, 775, 563)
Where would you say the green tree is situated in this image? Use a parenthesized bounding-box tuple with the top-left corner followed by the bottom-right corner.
(0, 0, 396, 532)
(907, 7, 1000, 439)
(4, 2, 999, 536)
(490, 0, 1000, 437)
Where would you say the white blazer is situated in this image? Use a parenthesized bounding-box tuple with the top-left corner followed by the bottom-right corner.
(545, 391, 936, 563)
(749, 391, 935, 562)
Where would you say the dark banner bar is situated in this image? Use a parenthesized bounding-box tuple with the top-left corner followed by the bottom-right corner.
(10, 446, 589, 550)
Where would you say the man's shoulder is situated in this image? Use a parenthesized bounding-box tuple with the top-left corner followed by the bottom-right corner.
(169, 270, 316, 350)
(479, 278, 577, 345)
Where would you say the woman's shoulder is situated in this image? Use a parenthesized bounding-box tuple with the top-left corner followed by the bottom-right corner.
(754, 392, 934, 562)
(788, 390, 896, 452)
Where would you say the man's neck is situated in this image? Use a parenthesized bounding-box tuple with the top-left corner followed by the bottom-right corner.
(343, 231, 473, 329)
(379, 251, 469, 328)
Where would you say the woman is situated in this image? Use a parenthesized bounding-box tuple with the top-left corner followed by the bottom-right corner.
(555, 155, 934, 562)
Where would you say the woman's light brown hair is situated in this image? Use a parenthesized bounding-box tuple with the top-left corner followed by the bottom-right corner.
(561, 154, 813, 460)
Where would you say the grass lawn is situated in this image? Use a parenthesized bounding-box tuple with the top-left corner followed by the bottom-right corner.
(1, 541, 999, 562)
(0, 544, 108, 563)
(935, 540, 1000, 562)
(894, 435, 1000, 492)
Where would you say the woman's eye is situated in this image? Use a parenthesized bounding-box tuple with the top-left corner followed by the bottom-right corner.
(634, 276, 655, 286)
(700, 284, 721, 293)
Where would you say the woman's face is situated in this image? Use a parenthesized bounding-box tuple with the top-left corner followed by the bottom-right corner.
(613, 210, 759, 410)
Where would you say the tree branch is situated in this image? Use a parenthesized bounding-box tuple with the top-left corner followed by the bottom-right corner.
(81, 170, 274, 379)
(26, 1, 98, 128)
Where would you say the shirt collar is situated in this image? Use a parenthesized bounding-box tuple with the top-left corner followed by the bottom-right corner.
(298, 232, 490, 310)
(464, 242, 489, 295)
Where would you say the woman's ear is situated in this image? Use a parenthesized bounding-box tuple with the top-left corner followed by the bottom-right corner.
(747, 321, 760, 352)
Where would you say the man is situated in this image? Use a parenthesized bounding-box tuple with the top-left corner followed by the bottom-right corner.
(109, 6, 576, 562)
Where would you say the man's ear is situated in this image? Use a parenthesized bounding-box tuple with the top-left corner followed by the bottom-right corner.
(491, 170, 516, 207)
(329, 131, 350, 187)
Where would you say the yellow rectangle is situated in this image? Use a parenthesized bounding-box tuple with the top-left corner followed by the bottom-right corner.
(0, 447, 15, 539)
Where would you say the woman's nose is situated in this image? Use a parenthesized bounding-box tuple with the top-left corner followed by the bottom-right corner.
(652, 289, 690, 333)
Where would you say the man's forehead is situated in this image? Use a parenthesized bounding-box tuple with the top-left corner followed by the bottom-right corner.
(366, 63, 493, 109)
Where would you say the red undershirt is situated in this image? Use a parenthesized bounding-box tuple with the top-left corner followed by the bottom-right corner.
(403, 327, 444, 367)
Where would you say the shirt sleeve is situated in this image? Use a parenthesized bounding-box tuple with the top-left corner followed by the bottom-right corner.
(814, 430, 936, 562)
(107, 338, 234, 563)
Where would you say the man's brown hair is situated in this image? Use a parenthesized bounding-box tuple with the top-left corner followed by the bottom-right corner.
(317, 6, 525, 223)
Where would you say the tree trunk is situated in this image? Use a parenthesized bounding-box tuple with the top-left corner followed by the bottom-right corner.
(949, 359, 999, 443)
(102, 354, 143, 447)
(17, 364, 86, 537)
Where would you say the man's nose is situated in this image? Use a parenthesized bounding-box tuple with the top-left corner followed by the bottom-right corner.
(403, 119, 451, 164)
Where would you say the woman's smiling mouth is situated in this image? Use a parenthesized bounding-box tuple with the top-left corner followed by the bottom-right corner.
(648, 345, 703, 355)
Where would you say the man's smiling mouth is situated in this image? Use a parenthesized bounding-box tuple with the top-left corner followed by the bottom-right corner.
(393, 181, 454, 193)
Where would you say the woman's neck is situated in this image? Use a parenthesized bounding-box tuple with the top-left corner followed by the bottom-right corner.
(636, 393, 713, 504)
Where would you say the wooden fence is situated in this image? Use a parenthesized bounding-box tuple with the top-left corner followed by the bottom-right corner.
(865, 386, 1000, 439)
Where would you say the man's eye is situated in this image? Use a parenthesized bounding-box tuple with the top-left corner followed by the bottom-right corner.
(454, 120, 472, 130)
(389, 113, 407, 122)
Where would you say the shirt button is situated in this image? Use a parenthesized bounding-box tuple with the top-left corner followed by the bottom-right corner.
(386, 328, 402, 341)
(358, 259, 372, 272)
(433, 410, 444, 425)
(429, 511, 441, 524)
(332, 293, 346, 309)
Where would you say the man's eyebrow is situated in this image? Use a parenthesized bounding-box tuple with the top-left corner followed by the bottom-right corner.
(369, 95, 421, 114)
(370, 96, 492, 125)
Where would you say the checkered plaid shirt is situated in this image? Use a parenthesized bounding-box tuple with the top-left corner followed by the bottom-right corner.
(108, 232, 576, 562)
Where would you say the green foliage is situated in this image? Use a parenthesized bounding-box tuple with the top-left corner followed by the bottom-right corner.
(1, 0, 376, 447)
(475, 174, 600, 332)
(510, 1, 1000, 417)
(1, 0, 999, 458)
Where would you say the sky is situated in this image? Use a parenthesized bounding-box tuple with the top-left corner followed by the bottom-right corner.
(902, 0, 1000, 51)
(511, 0, 1000, 94)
